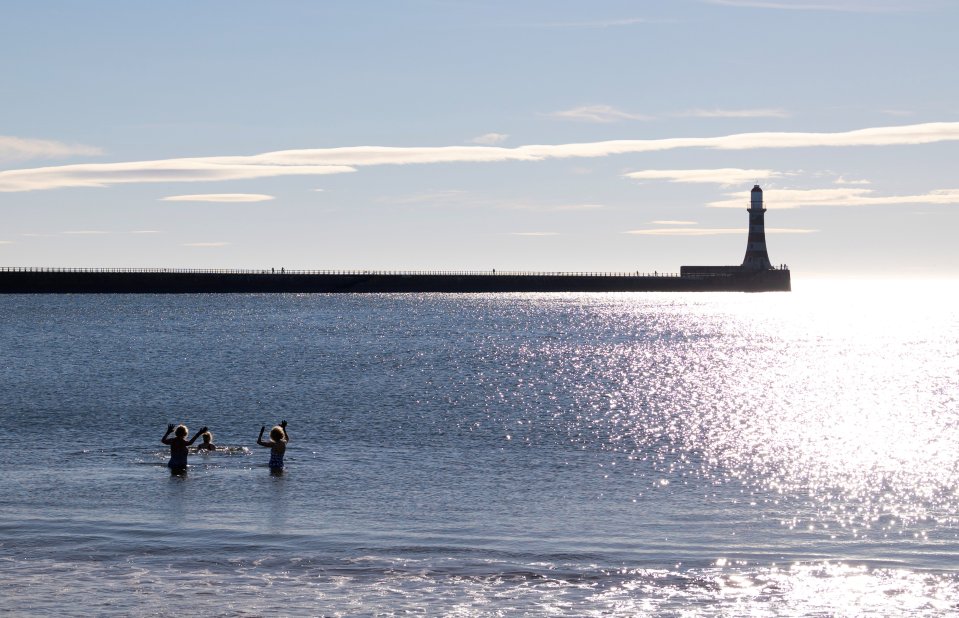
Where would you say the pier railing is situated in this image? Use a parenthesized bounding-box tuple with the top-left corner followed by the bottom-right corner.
(0, 266, 683, 277)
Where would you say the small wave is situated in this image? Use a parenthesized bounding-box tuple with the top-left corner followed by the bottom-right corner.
(3, 557, 957, 616)
(191, 446, 251, 455)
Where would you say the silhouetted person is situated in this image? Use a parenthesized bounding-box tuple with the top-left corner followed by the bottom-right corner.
(162, 424, 207, 473)
(257, 420, 289, 472)
(195, 431, 216, 452)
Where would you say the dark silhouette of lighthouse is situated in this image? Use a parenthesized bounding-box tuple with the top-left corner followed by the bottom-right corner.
(741, 185, 773, 270)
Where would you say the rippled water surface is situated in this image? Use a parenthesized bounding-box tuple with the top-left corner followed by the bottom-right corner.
(1, 281, 958, 616)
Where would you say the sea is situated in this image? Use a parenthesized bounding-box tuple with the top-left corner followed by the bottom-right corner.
(1, 280, 957, 617)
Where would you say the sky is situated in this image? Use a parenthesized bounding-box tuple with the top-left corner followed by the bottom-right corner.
(2, 0, 958, 278)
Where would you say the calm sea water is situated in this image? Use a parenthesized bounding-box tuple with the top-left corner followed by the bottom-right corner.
(1, 281, 958, 616)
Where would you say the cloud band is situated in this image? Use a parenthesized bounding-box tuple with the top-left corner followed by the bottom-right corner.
(3, 122, 959, 192)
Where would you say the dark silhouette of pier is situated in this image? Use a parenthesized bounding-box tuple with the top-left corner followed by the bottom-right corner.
(0, 266, 791, 293)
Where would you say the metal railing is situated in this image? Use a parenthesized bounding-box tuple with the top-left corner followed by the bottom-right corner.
(0, 266, 681, 277)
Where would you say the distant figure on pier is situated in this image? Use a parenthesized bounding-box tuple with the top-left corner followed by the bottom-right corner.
(257, 420, 289, 472)
(162, 424, 208, 473)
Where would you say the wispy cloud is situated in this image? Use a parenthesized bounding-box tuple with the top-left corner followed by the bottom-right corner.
(131, 230, 163, 234)
(161, 193, 275, 203)
(539, 18, 652, 28)
(835, 176, 871, 185)
(4, 122, 959, 192)
(470, 133, 509, 145)
(548, 105, 652, 123)
(709, 187, 959, 209)
(384, 190, 470, 205)
(0, 136, 102, 163)
(626, 227, 816, 235)
(0, 159, 354, 192)
(508, 232, 560, 236)
(62, 230, 110, 235)
(676, 108, 791, 118)
(881, 109, 915, 117)
(626, 168, 781, 185)
(183, 242, 230, 247)
(554, 203, 605, 211)
(384, 190, 604, 212)
(703, 0, 922, 12)
(494, 201, 606, 212)
(651, 220, 698, 225)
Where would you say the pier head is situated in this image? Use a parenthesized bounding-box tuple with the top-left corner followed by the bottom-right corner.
(680, 184, 790, 290)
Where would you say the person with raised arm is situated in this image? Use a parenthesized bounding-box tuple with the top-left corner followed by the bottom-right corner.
(161, 423, 208, 473)
(257, 420, 289, 472)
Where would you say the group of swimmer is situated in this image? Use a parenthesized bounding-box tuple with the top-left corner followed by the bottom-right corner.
(161, 421, 289, 474)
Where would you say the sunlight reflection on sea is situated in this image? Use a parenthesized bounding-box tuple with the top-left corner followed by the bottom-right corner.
(0, 280, 957, 615)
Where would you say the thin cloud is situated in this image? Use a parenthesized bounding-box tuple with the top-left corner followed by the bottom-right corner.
(677, 108, 791, 118)
(161, 193, 275, 203)
(183, 242, 230, 247)
(62, 230, 110, 235)
(540, 18, 652, 28)
(384, 192, 603, 212)
(0, 136, 102, 163)
(384, 190, 470, 205)
(708, 187, 959, 209)
(626, 227, 817, 235)
(493, 201, 606, 212)
(626, 168, 781, 185)
(881, 109, 915, 117)
(651, 220, 698, 225)
(471, 133, 509, 145)
(509, 232, 560, 236)
(555, 203, 605, 211)
(548, 105, 653, 123)
(130, 230, 163, 234)
(835, 176, 871, 185)
(0, 159, 354, 192)
(0, 240, 11, 245)
(4, 122, 959, 192)
(703, 0, 922, 12)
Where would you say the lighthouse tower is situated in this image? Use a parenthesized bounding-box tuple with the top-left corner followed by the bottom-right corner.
(741, 185, 773, 271)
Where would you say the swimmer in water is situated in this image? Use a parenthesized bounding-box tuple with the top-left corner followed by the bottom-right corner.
(195, 430, 216, 452)
(161, 424, 207, 473)
(257, 420, 289, 472)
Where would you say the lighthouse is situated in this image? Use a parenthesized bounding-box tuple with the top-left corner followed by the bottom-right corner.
(741, 185, 773, 271)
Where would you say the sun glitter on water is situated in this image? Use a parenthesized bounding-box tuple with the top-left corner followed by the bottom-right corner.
(667, 278, 959, 534)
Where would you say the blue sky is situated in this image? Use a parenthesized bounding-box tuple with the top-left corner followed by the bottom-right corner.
(2, 0, 958, 277)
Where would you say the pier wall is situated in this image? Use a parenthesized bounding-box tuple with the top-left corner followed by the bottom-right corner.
(0, 268, 791, 293)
